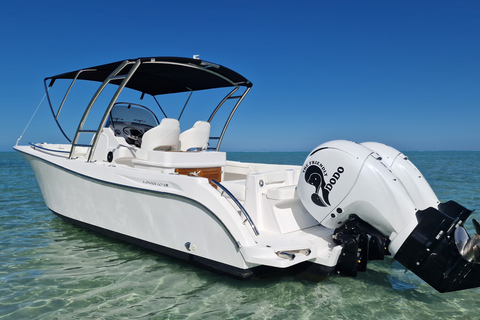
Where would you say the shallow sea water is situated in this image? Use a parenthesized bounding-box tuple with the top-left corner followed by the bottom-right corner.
(1, 151, 480, 319)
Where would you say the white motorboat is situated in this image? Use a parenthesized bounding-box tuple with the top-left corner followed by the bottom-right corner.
(15, 57, 480, 292)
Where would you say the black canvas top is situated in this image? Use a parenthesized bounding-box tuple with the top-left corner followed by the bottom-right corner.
(46, 57, 252, 96)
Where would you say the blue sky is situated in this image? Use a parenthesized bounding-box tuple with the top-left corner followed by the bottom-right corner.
(2, 0, 479, 152)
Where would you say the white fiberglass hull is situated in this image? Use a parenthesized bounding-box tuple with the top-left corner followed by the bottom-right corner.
(15, 145, 341, 278)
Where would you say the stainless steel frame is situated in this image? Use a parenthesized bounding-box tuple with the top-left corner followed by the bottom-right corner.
(43, 58, 251, 160)
(211, 179, 260, 236)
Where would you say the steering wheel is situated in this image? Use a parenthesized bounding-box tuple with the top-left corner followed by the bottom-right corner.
(123, 126, 144, 141)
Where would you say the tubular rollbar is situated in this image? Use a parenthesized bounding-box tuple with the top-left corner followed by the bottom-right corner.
(69, 60, 131, 159)
(88, 59, 142, 162)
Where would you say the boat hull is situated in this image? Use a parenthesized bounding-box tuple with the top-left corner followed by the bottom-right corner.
(16, 146, 337, 279)
(17, 148, 253, 271)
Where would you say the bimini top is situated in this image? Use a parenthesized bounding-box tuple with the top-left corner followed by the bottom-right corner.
(46, 56, 252, 96)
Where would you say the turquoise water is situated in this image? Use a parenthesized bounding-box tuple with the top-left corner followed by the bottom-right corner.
(1, 151, 480, 319)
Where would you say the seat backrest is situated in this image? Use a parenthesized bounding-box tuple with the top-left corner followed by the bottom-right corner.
(136, 118, 180, 160)
(178, 121, 211, 151)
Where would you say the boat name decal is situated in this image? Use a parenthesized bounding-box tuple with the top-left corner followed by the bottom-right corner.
(303, 162, 344, 207)
(142, 180, 169, 187)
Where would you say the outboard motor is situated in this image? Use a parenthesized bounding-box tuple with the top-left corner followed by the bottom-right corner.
(297, 140, 480, 292)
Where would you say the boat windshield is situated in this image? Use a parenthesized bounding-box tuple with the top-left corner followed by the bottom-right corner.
(106, 102, 160, 147)
(107, 102, 159, 128)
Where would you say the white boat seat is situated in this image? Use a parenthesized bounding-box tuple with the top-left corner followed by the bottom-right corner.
(136, 118, 180, 160)
(178, 121, 211, 151)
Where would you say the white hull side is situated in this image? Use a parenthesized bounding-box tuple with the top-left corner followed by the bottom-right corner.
(16, 145, 343, 278)
(19, 148, 256, 275)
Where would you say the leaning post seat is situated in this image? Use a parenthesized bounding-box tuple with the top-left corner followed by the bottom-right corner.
(178, 121, 211, 151)
(136, 118, 180, 160)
